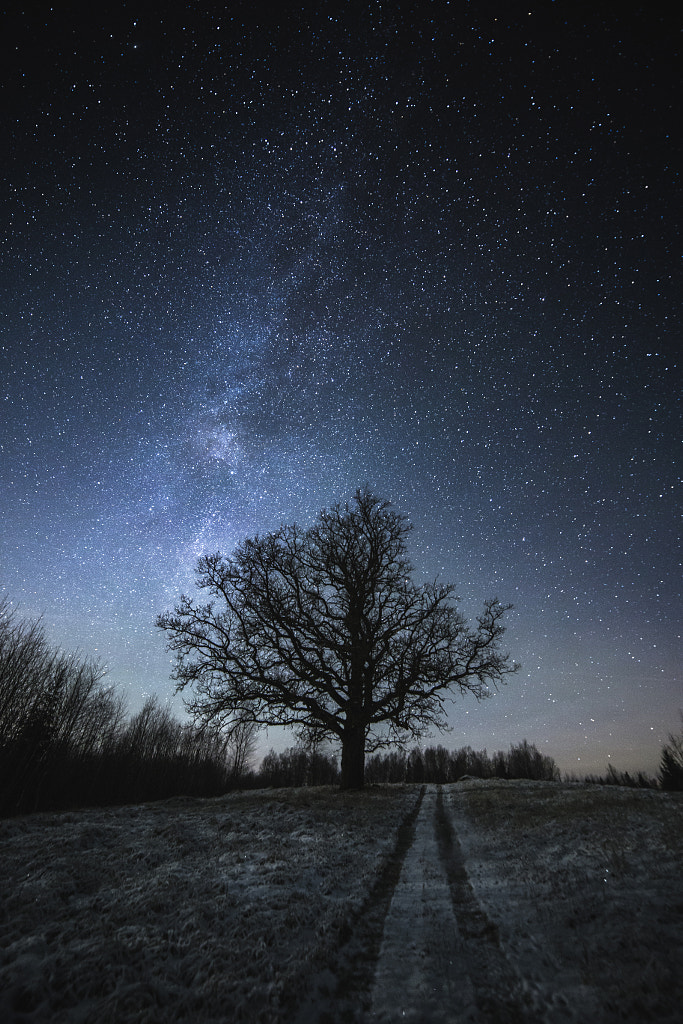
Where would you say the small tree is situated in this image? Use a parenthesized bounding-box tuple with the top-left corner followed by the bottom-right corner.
(157, 489, 518, 788)
(659, 714, 683, 791)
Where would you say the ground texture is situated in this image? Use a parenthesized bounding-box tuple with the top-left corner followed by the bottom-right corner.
(1, 781, 681, 1022)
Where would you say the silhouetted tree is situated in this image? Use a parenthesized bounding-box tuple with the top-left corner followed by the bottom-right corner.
(504, 739, 560, 781)
(365, 748, 407, 784)
(0, 598, 112, 813)
(157, 489, 518, 788)
(406, 747, 425, 783)
(225, 714, 258, 780)
(424, 744, 451, 783)
(659, 714, 683, 791)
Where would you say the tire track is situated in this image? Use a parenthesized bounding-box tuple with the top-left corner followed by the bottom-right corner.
(434, 786, 539, 1023)
(369, 787, 478, 1023)
(370, 786, 540, 1023)
(286, 784, 539, 1023)
(284, 785, 426, 1023)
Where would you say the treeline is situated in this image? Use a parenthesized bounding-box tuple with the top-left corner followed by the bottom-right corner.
(365, 739, 560, 784)
(6, 599, 679, 814)
(582, 716, 683, 791)
(242, 733, 683, 793)
(255, 739, 560, 788)
(258, 747, 340, 788)
(659, 714, 683, 790)
(581, 766, 659, 789)
(0, 601, 251, 816)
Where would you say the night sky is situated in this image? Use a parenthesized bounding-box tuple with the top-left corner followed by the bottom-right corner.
(2, 2, 680, 775)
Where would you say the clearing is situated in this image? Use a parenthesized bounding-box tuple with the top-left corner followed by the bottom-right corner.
(1, 780, 681, 1022)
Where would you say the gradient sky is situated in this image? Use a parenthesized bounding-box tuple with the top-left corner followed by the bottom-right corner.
(1, 2, 680, 775)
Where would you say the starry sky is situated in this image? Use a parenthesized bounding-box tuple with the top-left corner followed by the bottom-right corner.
(1, 1, 680, 776)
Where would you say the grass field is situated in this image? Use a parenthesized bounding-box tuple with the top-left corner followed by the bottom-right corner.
(1, 781, 681, 1022)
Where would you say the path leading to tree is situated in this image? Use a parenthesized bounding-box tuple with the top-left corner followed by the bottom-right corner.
(369, 787, 477, 1022)
(289, 779, 682, 1023)
(2, 783, 680, 1023)
(294, 782, 540, 1015)
(369, 785, 533, 1024)
(290, 783, 536, 1023)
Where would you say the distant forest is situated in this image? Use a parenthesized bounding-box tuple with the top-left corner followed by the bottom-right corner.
(1, 601, 680, 816)
(259, 740, 561, 788)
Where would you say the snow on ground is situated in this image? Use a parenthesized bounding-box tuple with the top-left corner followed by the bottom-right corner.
(1, 781, 681, 1023)
(369, 788, 477, 1023)
(0, 786, 417, 1023)
(445, 780, 683, 1023)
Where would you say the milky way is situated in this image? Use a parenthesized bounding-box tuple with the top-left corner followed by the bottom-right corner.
(1, 2, 680, 774)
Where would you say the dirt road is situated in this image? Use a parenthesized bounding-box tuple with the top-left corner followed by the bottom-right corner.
(293, 784, 535, 1023)
(369, 786, 478, 1022)
(368, 785, 534, 1023)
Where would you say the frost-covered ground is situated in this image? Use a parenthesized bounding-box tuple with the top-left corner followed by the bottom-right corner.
(1, 781, 681, 1023)
(445, 780, 683, 1023)
(0, 786, 415, 1023)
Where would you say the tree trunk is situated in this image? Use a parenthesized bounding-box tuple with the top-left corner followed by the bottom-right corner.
(340, 723, 366, 789)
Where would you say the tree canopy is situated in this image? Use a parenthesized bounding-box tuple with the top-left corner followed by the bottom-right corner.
(157, 488, 518, 787)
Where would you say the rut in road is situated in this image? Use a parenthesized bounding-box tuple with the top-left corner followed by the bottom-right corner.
(429, 787, 538, 1023)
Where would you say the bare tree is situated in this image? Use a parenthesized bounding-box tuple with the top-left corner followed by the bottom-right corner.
(157, 488, 518, 788)
(224, 714, 257, 780)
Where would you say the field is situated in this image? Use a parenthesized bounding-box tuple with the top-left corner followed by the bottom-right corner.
(1, 781, 681, 1023)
